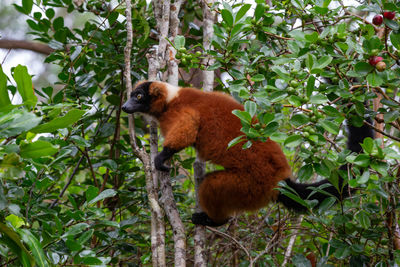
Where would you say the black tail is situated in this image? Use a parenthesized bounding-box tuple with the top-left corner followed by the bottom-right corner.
(277, 119, 374, 212)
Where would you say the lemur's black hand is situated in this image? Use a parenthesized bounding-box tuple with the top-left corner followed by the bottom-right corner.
(155, 154, 171, 172)
(154, 147, 177, 172)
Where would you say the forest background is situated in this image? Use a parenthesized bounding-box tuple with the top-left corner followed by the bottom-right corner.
(0, 0, 400, 266)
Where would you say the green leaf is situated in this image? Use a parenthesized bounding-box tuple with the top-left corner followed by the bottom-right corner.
(263, 121, 279, 136)
(292, 254, 312, 267)
(6, 214, 26, 228)
(45, 8, 55, 19)
(314, 6, 328, 15)
(305, 32, 319, 43)
(13, 65, 37, 109)
(278, 181, 309, 208)
(384, 18, 399, 31)
(322, 106, 341, 117)
(81, 257, 103, 265)
(18, 229, 50, 267)
(363, 36, 381, 52)
(310, 94, 328, 104)
(53, 17, 64, 30)
(383, 110, 399, 123)
(354, 62, 374, 76)
(306, 76, 315, 97)
(88, 189, 117, 205)
(65, 239, 82, 251)
(269, 91, 288, 102)
(0, 66, 11, 107)
(0, 109, 41, 138)
(353, 154, 370, 167)
(30, 109, 85, 133)
(228, 135, 245, 149)
(174, 35, 185, 50)
(232, 109, 251, 124)
(315, 55, 332, 69)
(284, 135, 303, 147)
(371, 160, 388, 176)
(250, 74, 265, 82)
(298, 164, 313, 180)
(290, 114, 309, 127)
(85, 186, 99, 203)
(288, 95, 303, 106)
(319, 120, 339, 134)
(108, 11, 119, 25)
(361, 137, 374, 154)
(357, 170, 370, 184)
(242, 140, 252, 149)
(254, 4, 265, 21)
(221, 9, 233, 27)
(367, 72, 383, 87)
(289, 30, 306, 41)
(244, 101, 257, 118)
(0, 222, 34, 266)
(235, 4, 251, 22)
(77, 229, 94, 245)
(314, 161, 330, 177)
(22, 0, 33, 14)
(102, 159, 117, 170)
(62, 223, 89, 238)
(355, 211, 371, 229)
(20, 140, 58, 159)
(306, 53, 314, 70)
(390, 32, 400, 50)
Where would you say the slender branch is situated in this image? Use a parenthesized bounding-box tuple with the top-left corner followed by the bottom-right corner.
(0, 39, 54, 55)
(364, 120, 400, 142)
(125, 1, 166, 266)
(206, 226, 251, 261)
(282, 216, 304, 266)
(50, 155, 85, 208)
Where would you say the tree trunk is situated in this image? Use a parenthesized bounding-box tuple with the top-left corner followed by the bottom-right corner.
(125, 1, 166, 265)
(194, 1, 216, 266)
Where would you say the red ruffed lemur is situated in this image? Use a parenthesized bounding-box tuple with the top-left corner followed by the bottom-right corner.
(122, 81, 374, 227)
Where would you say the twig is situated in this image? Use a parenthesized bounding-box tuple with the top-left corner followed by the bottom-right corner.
(50, 155, 84, 208)
(206, 226, 252, 261)
(364, 120, 400, 142)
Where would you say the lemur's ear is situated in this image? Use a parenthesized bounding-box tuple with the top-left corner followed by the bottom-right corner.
(149, 82, 165, 97)
(133, 80, 149, 90)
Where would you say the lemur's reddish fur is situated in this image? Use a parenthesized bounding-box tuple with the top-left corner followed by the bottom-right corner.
(132, 81, 291, 224)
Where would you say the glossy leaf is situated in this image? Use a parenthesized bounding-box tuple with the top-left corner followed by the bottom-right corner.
(88, 189, 117, 205)
(13, 65, 37, 109)
(0, 66, 11, 107)
(19, 229, 50, 267)
(0, 109, 41, 138)
(30, 109, 85, 133)
(20, 140, 58, 159)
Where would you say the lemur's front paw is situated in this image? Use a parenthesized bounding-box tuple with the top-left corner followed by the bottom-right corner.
(154, 154, 170, 172)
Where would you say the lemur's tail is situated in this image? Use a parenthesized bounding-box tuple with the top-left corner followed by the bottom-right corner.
(277, 120, 374, 212)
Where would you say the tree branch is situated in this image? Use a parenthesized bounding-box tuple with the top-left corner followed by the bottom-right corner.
(0, 39, 54, 55)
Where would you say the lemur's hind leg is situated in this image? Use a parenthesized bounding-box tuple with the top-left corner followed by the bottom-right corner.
(192, 170, 271, 226)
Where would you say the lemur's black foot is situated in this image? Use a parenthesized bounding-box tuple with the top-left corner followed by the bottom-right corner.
(191, 212, 230, 227)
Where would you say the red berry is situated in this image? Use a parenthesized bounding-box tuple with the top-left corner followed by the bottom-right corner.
(383, 11, 395, 20)
(369, 56, 383, 66)
(372, 15, 383, 25)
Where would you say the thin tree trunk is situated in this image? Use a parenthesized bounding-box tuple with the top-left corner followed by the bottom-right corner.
(125, 1, 166, 265)
(194, 1, 216, 266)
(158, 1, 187, 266)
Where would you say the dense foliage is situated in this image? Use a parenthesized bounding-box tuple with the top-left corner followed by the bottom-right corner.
(0, 0, 400, 266)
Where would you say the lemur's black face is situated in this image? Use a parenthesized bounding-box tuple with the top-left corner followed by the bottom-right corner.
(122, 82, 152, 114)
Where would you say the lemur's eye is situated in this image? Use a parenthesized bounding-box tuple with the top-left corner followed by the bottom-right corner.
(136, 94, 142, 100)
